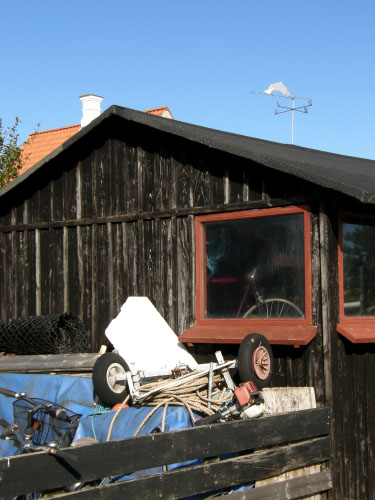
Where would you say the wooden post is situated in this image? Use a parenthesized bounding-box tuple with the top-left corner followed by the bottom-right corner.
(256, 387, 323, 500)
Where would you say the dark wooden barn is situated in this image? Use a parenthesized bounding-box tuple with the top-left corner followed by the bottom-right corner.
(1, 105, 375, 499)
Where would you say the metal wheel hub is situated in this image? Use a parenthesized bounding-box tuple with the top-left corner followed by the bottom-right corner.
(253, 346, 271, 380)
(106, 363, 126, 393)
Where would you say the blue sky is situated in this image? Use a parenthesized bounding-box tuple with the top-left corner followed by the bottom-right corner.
(1, 1, 374, 158)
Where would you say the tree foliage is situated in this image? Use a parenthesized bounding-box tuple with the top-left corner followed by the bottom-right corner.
(0, 117, 24, 188)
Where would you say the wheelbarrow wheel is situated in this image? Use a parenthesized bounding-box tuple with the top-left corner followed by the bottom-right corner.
(92, 352, 130, 407)
(237, 333, 273, 389)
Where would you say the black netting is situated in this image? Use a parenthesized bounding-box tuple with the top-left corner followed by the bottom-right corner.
(0, 313, 89, 355)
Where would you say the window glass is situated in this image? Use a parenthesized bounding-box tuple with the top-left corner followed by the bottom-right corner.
(343, 216, 375, 317)
(204, 213, 305, 318)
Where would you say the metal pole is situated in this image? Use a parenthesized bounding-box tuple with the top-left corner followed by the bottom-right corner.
(291, 97, 295, 145)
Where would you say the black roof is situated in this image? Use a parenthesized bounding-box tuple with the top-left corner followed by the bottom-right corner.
(2, 105, 375, 203)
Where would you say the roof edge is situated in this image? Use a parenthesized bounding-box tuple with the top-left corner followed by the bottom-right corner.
(1, 104, 375, 204)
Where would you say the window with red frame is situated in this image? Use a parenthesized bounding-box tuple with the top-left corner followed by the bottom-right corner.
(180, 206, 315, 345)
(340, 214, 375, 318)
(196, 206, 312, 321)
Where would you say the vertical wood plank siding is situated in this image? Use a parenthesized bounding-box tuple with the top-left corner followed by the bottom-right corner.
(0, 126, 319, 353)
(1, 121, 375, 498)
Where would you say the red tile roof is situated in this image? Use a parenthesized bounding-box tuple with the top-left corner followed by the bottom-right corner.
(144, 106, 174, 118)
(19, 106, 174, 175)
(20, 124, 80, 175)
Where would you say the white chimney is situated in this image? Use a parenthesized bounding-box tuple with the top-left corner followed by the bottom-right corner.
(79, 94, 103, 128)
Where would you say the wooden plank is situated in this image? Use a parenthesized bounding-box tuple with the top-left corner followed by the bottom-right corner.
(119, 222, 129, 306)
(0, 353, 99, 372)
(192, 156, 207, 207)
(257, 387, 320, 500)
(3, 233, 12, 317)
(67, 226, 81, 315)
(0, 231, 6, 319)
(52, 165, 64, 222)
(63, 226, 69, 311)
(141, 145, 157, 213)
(76, 162, 82, 220)
(228, 162, 245, 204)
(247, 163, 263, 203)
(27, 230, 37, 315)
(111, 138, 125, 216)
(160, 217, 177, 330)
(92, 224, 111, 348)
(104, 138, 114, 217)
(12, 230, 19, 318)
(39, 228, 50, 315)
(124, 142, 138, 213)
(308, 210, 325, 403)
(176, 216, 194, 334)
(0, 409, 330, 497)
(90, 224, 98, 350)
(179, 324, 317, 345)
(112, 222, 126, 315)
(136, 219, 145, 295)
(35, 229, 41, 315)
(76, 225, 84, 321)
(40, 437, 331, 500)
(107, 223, 114, 321)
(51, 228, 64, 314)
(80, 154, 93, 220)
(144, 219, 158, 301)
(210, 153, 225, 205)
(63, 163, 78, 221)
(262, 387, 316, 414)
(324, 199, 346, 498)
(225, 470, 332, 500)
(80, 225, 93, 348)
(124, 221, 138, 296)
(318, 202, 334, 407)
(0, 199, 294, 233)
(159, 143, 177, 211)
(94, 139, 107, 218)
(365, 347, 375, 499)
(176, 152, 192, 209)
(351, 344, 370, 499)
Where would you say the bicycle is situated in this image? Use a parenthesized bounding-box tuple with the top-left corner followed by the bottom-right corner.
(208, 268, 304, 319)
(240, 270, 304, 318)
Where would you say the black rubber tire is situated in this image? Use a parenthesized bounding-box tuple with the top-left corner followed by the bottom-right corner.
(237, 333, 273, 389)
(92, 352, 130, 407)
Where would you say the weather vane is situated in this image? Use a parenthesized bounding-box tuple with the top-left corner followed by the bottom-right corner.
(250, 82, 312, 145)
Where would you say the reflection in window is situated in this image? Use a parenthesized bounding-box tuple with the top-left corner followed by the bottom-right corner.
(343, 216, 375, 317)
(204, 213, 305, 318)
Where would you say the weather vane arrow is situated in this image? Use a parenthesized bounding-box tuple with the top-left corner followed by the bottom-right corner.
(250, 82, 312, 145)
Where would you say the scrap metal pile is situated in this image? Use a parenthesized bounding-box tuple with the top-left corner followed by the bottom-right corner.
(92, 298, 272, 438)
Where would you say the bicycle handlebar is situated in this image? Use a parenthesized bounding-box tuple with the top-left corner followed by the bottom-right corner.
(0, 387, 20, 398)
(0, 418, 11, 429)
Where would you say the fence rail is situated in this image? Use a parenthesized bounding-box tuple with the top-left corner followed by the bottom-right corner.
(0, 407, 332, 499)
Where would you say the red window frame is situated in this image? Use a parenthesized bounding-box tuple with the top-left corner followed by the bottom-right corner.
(180, 205, 316, 347)
(337, 210, 375, 343)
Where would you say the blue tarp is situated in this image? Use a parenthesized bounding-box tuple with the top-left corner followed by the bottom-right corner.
(0, 372, 94, 457)
(0, 372, 198, 461)
(0, 372, 253, 496)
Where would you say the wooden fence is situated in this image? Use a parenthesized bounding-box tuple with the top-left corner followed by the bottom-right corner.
(0, 407, 331, 499)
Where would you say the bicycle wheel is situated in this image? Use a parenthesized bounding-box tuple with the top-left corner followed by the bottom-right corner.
(242, 298, 304, 318)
